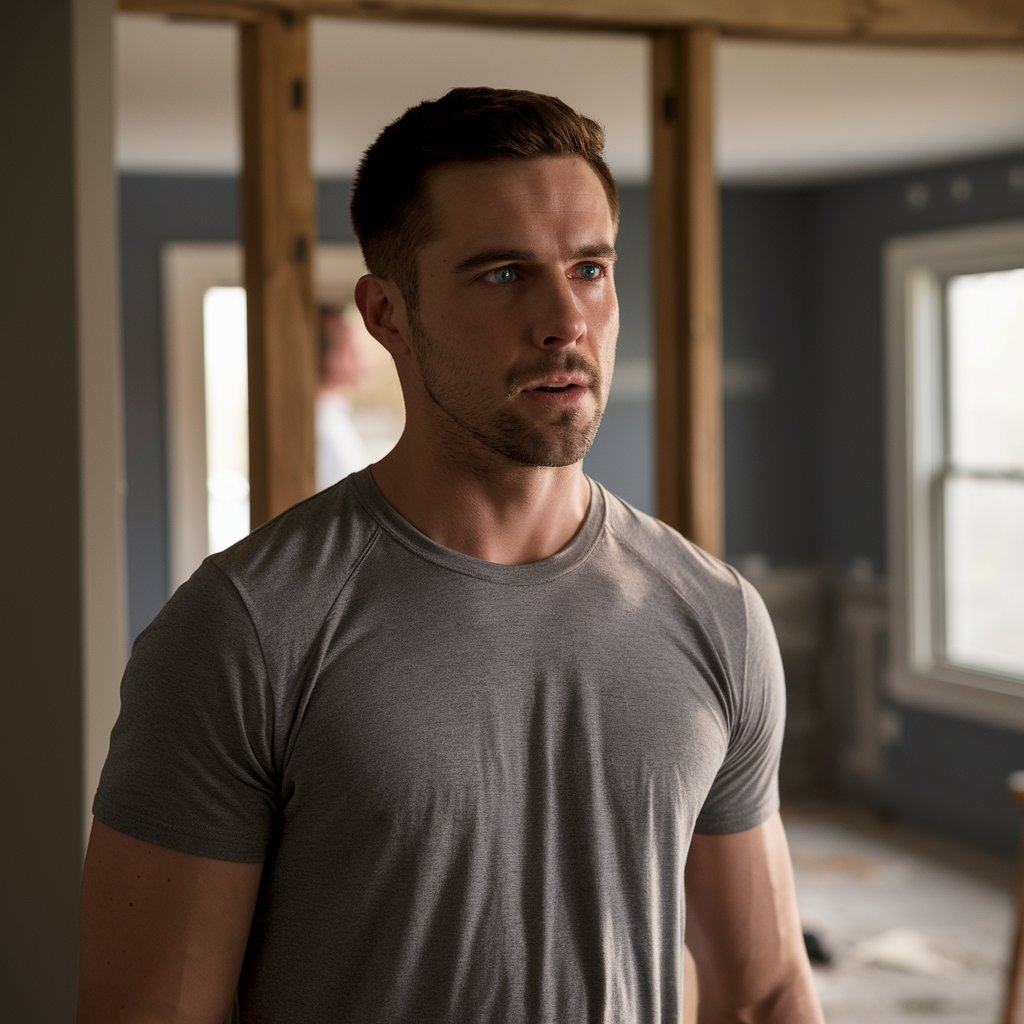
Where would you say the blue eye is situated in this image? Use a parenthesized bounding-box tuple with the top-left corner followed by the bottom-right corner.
(485, 267, 519, 285)
(576, 263, 603, 280)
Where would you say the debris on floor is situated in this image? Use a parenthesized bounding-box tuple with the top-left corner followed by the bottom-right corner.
(785, 804, 1015, 1024)
(803, 928, 834, 966)
(848, 928, 964, 977)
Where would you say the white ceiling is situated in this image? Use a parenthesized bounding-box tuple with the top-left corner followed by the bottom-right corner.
(115, 14, 1024, 185)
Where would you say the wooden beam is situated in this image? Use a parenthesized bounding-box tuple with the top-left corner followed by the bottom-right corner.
(241, 11, 318, 525)
(121, 0, 260, 19)
(119, 0, 1024, 49)
(651, 27, 723, 555)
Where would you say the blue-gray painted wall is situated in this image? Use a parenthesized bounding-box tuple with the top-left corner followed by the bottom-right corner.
(805, 153, 1024, 854)
(119, 152, 1024, 854)
(809, 152, 1024, 570)
(121, 176, 239, 642)
(720, 189, 817, 564)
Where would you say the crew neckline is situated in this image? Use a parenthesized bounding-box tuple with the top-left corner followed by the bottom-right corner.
(350, 467, 607, 586)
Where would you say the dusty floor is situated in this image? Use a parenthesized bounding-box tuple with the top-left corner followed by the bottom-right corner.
(785, 804, 1018, 1023)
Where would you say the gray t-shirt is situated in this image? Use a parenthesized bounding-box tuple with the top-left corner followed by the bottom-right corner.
(95, 469, 785, 1023)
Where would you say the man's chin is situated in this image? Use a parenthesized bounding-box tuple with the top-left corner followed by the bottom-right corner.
(491, 419, 603, 469)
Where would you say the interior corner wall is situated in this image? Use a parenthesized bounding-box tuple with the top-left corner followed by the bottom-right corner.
(714, 155, 1024, 854)
(0, 0, 121, 1015)
(809, 149, 1024, 575)
(717, 149, 1024, 580)
(807, 149, 1024, 855)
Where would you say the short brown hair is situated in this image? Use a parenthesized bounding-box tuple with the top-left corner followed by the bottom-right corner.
(350, 87, 619, 303)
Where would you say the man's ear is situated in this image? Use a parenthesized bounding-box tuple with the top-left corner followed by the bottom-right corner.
(354, 274, 412, 360)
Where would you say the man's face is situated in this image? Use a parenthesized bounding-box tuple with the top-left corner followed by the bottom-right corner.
(403, 156, 619, 469)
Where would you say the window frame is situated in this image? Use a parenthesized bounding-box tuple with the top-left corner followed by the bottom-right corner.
(885, 219, 1024, 731)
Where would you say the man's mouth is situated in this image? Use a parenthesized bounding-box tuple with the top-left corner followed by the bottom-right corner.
(520, 372, 592, 393)
(517, 376, 592, 408)
(510, 358, 599, 401)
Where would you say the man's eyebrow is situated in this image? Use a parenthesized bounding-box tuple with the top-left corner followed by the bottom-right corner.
(575, 244, 618, 262)
(452, 250, 535, 274)
(452, 244, 618, 275)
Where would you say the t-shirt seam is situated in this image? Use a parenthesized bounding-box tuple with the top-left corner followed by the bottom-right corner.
(214, 519, 389, 772)
(606, 512, 758, 837)
(696, 571, 779, 836)
(101, 525, 388, 861)
(350, 473, 606, 587)
(605, 520, 733, 688)
(732, 567, 754, 748)
(280, 524, 387, 758)
(207, 559, 274, 727)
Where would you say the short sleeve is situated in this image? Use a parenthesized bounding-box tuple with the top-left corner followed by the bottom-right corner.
(93, 560, 278, 862)
(694, 577, 785, 835)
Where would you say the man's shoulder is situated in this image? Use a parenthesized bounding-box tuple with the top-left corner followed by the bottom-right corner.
(595, 484, 765, 664)
(205, 470, 380, 624)
(598, 485, 745, 605)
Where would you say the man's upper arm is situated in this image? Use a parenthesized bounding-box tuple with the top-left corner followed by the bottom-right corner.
(78, 818, 263, 1024)
(685, 813, 823, 1024)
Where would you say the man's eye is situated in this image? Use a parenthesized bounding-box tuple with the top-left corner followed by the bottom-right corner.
(484, 267, 519, 285)
(575, 263, 604, 281)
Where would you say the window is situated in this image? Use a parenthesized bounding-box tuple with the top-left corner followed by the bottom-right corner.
(886, 221, 1024, 729)
(202, 286, 251, 555)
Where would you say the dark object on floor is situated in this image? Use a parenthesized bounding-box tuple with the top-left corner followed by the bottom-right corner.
(804, 928, 834, 967)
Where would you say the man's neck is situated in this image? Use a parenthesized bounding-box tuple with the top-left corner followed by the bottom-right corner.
(369, 439, 591, 565)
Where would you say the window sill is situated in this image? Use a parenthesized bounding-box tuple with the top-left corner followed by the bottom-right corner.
(889, 660, 1024, 733)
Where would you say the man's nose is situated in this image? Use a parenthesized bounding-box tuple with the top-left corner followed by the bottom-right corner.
(532, 277, 586, 349)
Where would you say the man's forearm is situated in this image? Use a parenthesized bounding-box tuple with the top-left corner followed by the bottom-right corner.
(696, 960, 824, 1024)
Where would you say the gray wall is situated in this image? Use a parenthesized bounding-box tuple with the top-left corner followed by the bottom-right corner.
(2, 1, 123, 1016)
(1, 12, 82, 1012)
(720, 190, 817, 563)
(582, 184, 654, 515)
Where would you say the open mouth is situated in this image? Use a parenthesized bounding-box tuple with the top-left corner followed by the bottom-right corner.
(534, 384, 577, 393)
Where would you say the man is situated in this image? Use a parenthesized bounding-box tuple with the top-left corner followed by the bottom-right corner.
(79, 87, 823, 1023)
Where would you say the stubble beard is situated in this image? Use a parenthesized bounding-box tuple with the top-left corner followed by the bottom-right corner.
(407, 311, 607, 469)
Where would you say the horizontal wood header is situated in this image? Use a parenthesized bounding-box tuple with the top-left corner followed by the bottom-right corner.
(120, 0, 1024, 49)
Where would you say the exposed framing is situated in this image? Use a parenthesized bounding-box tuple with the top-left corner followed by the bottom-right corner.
(119, 0, 1024, 542)
(120, 0, 1024, 48)
(241, 11, 318, 525)
(651, 27, 723, 552)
